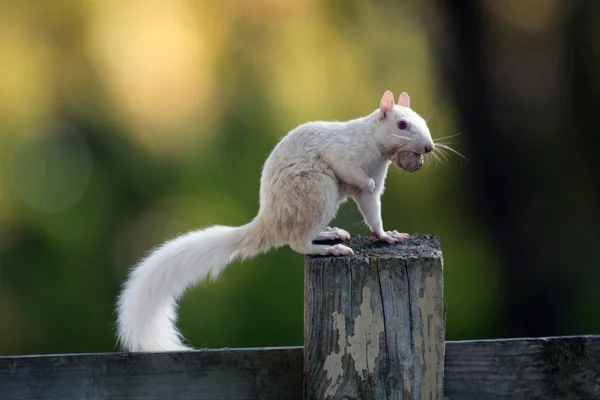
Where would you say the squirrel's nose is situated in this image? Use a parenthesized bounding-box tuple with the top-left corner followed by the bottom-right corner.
(424, 144, 434, 154)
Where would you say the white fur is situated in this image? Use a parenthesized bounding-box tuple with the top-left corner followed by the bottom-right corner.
(116, 91, 433, 352)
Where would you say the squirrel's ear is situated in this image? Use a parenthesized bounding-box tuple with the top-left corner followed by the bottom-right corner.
(398, 92, 410, 108)
(379, 90, 395, 119)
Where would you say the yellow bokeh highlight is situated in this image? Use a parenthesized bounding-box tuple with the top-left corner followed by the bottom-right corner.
(0, 4, 56, 130)
(86, 0, 216, 156)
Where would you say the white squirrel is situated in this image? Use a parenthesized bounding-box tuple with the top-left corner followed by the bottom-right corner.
(116, 90, 435, 352)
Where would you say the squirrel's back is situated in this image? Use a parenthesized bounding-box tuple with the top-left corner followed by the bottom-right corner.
(260, 120, 347, 193)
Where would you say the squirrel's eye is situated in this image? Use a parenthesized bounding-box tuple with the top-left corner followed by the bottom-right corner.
(397, 120, 408, 130)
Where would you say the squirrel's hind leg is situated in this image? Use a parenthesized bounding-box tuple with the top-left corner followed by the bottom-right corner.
(313, 227, 351, 242)
(283, 173, 352, 256)
(298, 243, 354, 256)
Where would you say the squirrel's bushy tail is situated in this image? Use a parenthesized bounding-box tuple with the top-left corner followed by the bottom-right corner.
(116, 220, 267, 352)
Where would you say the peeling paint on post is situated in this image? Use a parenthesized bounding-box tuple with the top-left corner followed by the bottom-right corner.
(304, 234, 444, 400)
(416, 276, 443, 394)
(347, 287, 384, 379)
(323, 287, 385, 396)
(323, 311, 346, 397)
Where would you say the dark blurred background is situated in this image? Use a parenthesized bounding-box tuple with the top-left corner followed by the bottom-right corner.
(1, 0, 599, 356)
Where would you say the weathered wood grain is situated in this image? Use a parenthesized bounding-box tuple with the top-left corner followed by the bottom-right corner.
(304, 234, 445, 400)
(444, 335, 600, 400)
(0, 346, 303, 400)
(1, 336, 600, 399)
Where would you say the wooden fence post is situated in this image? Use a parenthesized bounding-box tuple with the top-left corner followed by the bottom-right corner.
(304, 234, 445, 400)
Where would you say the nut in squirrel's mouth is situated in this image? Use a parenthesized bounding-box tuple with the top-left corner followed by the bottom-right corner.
(391, 151, 424, 173)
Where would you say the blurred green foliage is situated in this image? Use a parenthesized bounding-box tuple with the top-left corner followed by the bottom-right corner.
(0, 0, 501, 355)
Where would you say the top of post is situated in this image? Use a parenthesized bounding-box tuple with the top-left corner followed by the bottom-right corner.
(308, 234, 442, 261)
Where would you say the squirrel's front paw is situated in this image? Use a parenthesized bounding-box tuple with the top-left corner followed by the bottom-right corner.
(373, 230, 408, 244)
(366, 178, 376, 193)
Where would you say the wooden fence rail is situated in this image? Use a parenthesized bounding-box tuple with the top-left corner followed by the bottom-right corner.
(1, 235, 599, 399)
(2, 336, 599, 399)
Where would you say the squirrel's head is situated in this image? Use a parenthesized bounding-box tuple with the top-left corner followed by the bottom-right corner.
(371, 90, 434, 166)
